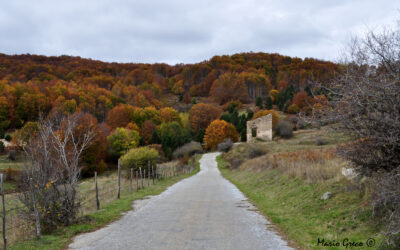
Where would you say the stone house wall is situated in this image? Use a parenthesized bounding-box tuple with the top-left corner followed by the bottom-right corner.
(246, 114, 272, 142)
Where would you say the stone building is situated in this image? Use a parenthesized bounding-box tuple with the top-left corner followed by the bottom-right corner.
(246, 114, 272, 142)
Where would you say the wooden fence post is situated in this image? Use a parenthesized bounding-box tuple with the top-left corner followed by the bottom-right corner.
(144, 169, 147, 188)
(152, 165, 155, 184)
(139, 167, 143, 188)
(95, 172, 100, 210)
(148, 168, 150, 187)
(130, 168, 133, 193)
(1, 174, 6, 249)
(136, 171, 138, 191)
(117, 159, 121, 199)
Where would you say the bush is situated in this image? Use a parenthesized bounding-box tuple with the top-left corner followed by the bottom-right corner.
(173, 141, 203, 159)
(7, 150, 17, 161)
(315, 137, 327, 146)
(120, 146, 159, 171)
(148, 144, 168, 163)
(289, 116, 299, 125)
(297, 119, 310, 130)
(204, 120, 238, 150)
(217, 138, 233, 152)
(4, 134, 11, 142)
(248, 146, 267, 159)
(0, 130, 4, 139)
(287, 104, 300, 114)
(372, 169, 400, 247)
(274, 121, 293, 139)
(0, 141, 4, 153)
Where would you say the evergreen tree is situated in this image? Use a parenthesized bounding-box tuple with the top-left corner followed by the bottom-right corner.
(305, 85, 313, 97)
(265, 96, 273, 110)
(256, 96, 263, 109)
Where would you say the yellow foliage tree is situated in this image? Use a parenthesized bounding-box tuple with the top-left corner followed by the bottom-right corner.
(204, 119, 238, 150)
(160, 107, 180, 123)
(269, 89, 279, 102)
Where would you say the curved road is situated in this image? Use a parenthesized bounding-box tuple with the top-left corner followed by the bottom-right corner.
(69, 153, 292, 250)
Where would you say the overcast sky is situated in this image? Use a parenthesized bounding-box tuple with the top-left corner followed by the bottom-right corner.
(0, 0, 398, 64)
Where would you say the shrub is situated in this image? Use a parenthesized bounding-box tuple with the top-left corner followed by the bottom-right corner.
(204, 120, 238, 150)
(315, 137, 327, 146)
(0, 130, 4, 139)
(289, 116, 299, 125)
(7, 150, 17, 161)
(217, 138, 234, 152)
(297, 119, 310, 130)
(287, 104, 300, 114)
(120, 146, 159, 171)
(173, 141, 203, 158)
(372, 169, 400, 247)
(248, 146, 267, 159)
(4, 134, 12, 142)
(0, 141, 4, 153)
(148, 144, 168, 163)
(274, 121, 293, 139)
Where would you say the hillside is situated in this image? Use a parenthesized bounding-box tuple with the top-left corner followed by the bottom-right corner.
(0, 52, 337, 128)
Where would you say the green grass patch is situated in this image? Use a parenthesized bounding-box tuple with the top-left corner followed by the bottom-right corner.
(0, 154, 24, 170)
(10, 155, 202, 250)
(217, 155, 383, 249)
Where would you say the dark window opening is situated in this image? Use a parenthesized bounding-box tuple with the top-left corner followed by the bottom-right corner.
(251, 127, 257, 137)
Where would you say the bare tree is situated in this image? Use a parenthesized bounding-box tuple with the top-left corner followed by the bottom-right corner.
(20, 112, 95, 235)
(306, 22, 400, 174)
(306, 21, 400, 247)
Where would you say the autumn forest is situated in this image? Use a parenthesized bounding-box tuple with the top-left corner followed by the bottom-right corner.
(0, 52, 338, 175)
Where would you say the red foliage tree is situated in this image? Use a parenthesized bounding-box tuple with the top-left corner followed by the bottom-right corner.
(189, 103, 222, 133)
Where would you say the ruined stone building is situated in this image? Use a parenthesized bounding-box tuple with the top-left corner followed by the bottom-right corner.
(246, 114, 272, 143)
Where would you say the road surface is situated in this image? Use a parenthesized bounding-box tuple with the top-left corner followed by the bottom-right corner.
(69, 152, 292, 250)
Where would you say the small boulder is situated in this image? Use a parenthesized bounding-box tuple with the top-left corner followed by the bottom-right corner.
(341, 167, 358, 180)
(321, 192, 332, 200)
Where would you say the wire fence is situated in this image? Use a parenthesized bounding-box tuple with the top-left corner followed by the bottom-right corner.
(0, 162, 195, 249)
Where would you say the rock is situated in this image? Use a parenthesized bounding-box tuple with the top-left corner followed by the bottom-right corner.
(341, 167, 358, 180)
(321, 192, 332, 200)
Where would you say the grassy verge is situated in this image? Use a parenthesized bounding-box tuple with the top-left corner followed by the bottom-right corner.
(217, 155, 382, 249)
(10, 155, 202, 250)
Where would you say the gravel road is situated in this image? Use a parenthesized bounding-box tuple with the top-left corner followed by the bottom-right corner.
(69, 152, 292, 250)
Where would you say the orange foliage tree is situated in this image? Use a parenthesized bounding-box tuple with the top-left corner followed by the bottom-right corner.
(106, 104, 135, 129)
(160, 107, 180, 123)
(252, 110, 280, 127)
(210, 72, 248, 104)
(204, 120, 238, 150)
(140, 120, 157, 144)
(189, 103, 222, 133)
(292, 91, 314, 109)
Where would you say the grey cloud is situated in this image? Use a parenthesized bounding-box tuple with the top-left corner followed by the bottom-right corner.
(0, 0, 398, 64)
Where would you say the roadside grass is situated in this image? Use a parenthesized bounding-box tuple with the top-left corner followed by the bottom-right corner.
(9, 155, 202, 250)
(217, 155, 382, 249)
(0, 154, 24, 170)
(218, 129, 386, 250)
(218, 127, 384, 249)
